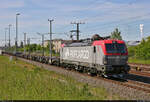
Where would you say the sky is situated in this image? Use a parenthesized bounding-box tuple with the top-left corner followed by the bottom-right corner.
(0, 0, 150, 46)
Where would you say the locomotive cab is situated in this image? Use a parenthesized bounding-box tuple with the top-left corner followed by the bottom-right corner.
(92, 40, 130, 78)
(104, 41, 128, 65)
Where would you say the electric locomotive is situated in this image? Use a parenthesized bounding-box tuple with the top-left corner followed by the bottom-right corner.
(60, 39, 130, 78)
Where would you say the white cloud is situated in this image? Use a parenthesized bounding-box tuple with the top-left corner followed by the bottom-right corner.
(78, 1, 150, 24)
(0, 0, 24, 8)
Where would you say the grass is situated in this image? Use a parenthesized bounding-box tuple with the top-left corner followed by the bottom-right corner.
(0, 55, 123, 100)
(128, 57, 150, 65)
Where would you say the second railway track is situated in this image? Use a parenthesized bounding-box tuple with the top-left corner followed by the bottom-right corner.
(128, 63, 150, 72)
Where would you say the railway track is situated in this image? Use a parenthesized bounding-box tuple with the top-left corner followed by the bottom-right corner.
(61, 67, 150, 93)
(129, 63, 150, 67)
(128, 62, 150, 78)
(65, 66, 150, 94)
(129, 70, 150, 77)
(97, 77, 150, 93)
(128, 63, 150, 72)
(68, 69, 150, 94)
(4, 54, 150, 94)
(127, 80, 150, 89)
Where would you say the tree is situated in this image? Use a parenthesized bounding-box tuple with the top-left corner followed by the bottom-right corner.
(46, 43, 54, 51)
(111, 28, 122, 40)
(45, 43, 55, 54)
(92, 34, 100, 41)
(29, 44, 37, 52)
(128, 37, 150, 60)
(128, 46, 136, 57)
(37, 44, 42, 51)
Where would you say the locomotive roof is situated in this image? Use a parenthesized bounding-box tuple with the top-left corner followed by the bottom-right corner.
(62, 39, 125, 47)
(92, 39, 125, 45)
(64, 42, 92, 47)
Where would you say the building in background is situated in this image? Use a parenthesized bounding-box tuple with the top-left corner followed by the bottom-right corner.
(44, 39, 71, 53)
(44, 40, 50, 48)
(52, 39, 63, 53)
(126, 41, 140, 46)
(0, 47, 3, 55)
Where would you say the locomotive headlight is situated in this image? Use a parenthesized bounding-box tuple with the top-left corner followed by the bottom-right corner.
(104, 60, 107, 64)
(121, 56, 127, 59)
(103, 56, 108, 64)
(121, 56, 128, 61)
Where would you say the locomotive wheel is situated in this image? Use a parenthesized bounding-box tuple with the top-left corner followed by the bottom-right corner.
(65, 65, 71, 70)
(87, 72, 96, 76)
(87, 68, 97, 76)
(83, 67, 88, 73)
(87, 70, 94, 76)
(65, 67, 69, 70)
(78, 70, 83, 73)
(87, 72, 91, 75)
(97, 71, 103, 77)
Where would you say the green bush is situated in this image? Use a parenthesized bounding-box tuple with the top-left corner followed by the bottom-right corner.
(128, 36, 150, 60)
(128, 46, 136, 57)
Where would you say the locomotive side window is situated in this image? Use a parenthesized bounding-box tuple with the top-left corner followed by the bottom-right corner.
(105, 43, 126, 53)
(94, 46, 96, 53)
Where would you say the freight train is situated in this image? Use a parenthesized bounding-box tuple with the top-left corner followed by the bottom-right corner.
(4, 39, 130, 78)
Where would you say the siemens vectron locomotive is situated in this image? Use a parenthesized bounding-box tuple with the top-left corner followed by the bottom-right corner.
(60, 39, 130, 78)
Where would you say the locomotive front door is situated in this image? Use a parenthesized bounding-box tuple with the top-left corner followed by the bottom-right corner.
(93, 46, 96, 66)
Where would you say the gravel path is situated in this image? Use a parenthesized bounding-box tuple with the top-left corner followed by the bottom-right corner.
(18, 57, 150, 100)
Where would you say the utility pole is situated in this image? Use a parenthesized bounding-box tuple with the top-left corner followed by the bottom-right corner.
(42, 35, 44, 56)
(24, 33, 26, 54)
(15, 13, 20, 54)
(27, 38, 30, 56)
(48, 19, 54, 63)
(70, 30, 77, 40)
(71, 21, 85, 41)
(5, 28, 8, 49)
(8, 24, 12, 47)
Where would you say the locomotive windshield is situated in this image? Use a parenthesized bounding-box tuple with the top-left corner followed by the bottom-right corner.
(105, 43, 127, 53)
